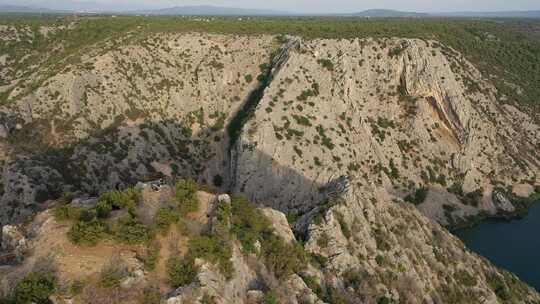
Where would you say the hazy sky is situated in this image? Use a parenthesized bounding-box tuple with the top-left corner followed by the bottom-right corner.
(3, 0, 540, 13)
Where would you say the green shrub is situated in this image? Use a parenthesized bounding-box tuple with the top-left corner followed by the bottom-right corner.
(260, 234, 306, 279)
(263, 292, 278, 304)
(140, 240, 161, 271)
(244, 74, 253, 83)
(167, 257, 199, 288)
(388, 45, 406, 57)
(377, 296, 391, 304)
(188, 236, 233, 279)
(52, 205, 81, 222)
(67, 218, 107, 246)
(335, 212, 351, 239)
(230, 196, 273, 252)
(95, 200, 113, 219)
(487, 273, 512, 301)
(174, 179, 199, 216)
(96, 187, 142, 218)
(343, 270, 363, 289)
(5, 272, 55, 304)
(462, 190, 482, 207)
(114, 210, 151, 244)
(308, 253, 328, 268)
(317, 232, 330, 248)
(454, 270, 477, 287)
(153, 207, 179, 233)
(99, 262, 128, 289)
(228, 196, 307, 278)
(405, 187, 428, 205)
(375, 255, 385, 266)
(140, 286, 161, 304)
(317, 58, 334, 71)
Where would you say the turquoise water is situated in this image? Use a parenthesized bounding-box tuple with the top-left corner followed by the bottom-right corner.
(454, 201, 540, 291)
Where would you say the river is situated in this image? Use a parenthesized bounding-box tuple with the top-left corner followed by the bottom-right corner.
(454, 201, 540, 291)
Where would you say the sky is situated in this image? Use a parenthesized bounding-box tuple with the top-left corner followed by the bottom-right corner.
(2, 0, 540, 13)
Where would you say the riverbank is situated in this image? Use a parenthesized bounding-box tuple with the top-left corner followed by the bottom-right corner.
(454, 200, 540, 291)
(449, 187, 540, 232)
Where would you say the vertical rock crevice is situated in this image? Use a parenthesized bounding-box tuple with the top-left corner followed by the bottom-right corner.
(226, 36, 300, 192)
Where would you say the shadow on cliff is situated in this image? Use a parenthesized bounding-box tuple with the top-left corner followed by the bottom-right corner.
(0, 36, 319, 226)
(0, 118, 326, 227)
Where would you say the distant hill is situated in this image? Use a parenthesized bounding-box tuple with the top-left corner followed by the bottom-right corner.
(0, 4, 63, 13)
(129, 5, 290, 16)
(0, 4, 539, 18)
(348, 9, 429, 17)
(434, 11, 540, 18)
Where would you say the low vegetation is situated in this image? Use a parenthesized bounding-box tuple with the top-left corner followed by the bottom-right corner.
(173, 178, 200, 216)
(0, 272, 56, 304)
(405, 187, 428, 205)
(229, 196, 307, 278)
(59, 179, 201, 246)
(167, 256, 199, 288)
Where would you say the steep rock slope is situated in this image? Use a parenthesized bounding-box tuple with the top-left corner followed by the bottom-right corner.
(234, 37, 539, 226)
(0, 32, 276, 226)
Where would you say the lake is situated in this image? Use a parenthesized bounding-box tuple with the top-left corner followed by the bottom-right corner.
(454, 201, 540, 291)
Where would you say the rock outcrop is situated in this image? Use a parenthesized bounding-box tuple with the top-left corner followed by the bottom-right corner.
(1, 188, 538, 303)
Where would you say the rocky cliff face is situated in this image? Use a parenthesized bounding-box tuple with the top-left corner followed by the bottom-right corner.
(0, 32, 276, 226)
(233, 37, 539, 226)
(0, 26, 539, 303)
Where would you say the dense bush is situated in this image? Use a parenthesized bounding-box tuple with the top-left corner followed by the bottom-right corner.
(65, 187, 143, 246)
(95, 187, 142, 218)
(212, 174, 224, 187)
(260, 234, 306, 279)
(166, 257, 199, 288)
(153, 207, 180, 232)
(52, 204, 81, 221)
(113, 210, 151, 244)
(405, 187, 428, 205)
(317, 58, 334, 71)
(454, 270, 477, 287)
(229, 196, 306, 278)
(230, 196, 273, 252)
(67, 218, 107, 246)
(188, 236, 233, 279)
(1, 272, 56, 304)
(174, 179, 199, 216)
(263, 292, 279, 304)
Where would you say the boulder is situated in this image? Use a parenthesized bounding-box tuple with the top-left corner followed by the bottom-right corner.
(246, 290, 264, 304)
(70, 197, 98, 208)
(1, 225, 27, 261)
(260, 208, 296, 243)
(493, 191, 515, 212)
(217, 194, 231, 205)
